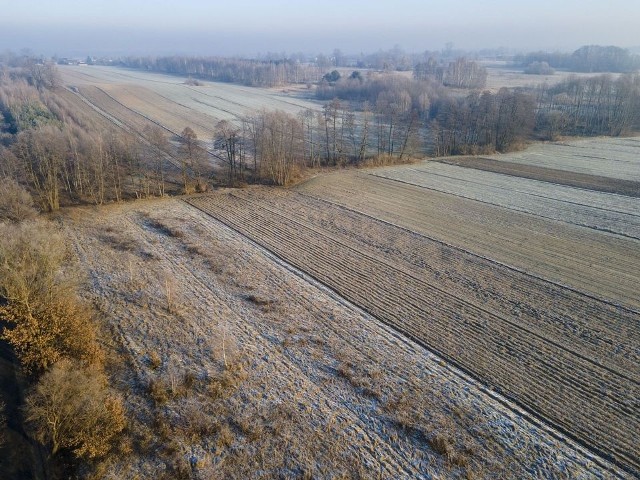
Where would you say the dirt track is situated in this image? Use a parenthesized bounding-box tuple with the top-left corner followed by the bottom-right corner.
(187, 187, 639, 475)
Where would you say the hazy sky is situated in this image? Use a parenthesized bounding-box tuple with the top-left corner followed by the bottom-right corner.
(1, 0, 638, 57)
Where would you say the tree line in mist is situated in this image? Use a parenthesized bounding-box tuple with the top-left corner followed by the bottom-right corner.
(516, 45, 640, 74)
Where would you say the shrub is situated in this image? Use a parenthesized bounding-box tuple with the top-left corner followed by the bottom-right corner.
(24, 359, 126, 459)
(0, 221, 69, 308)
(147, 378, 170, 406)
(148, 350, 162, 370)
(0, 178, 37, 223)
(524, 61, 555, 75)
(0, 297, 103, 372)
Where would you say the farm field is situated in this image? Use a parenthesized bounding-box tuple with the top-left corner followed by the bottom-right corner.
(482, 62, 621, 91)
(59, 198, 625, 479)
(59, 65, 321, 143)
(372, 162, 640, 239)
(481, 136, 640, 181)
(51, 66, 640, 477)
(297, 169, 640, 311)
(186, 185, 639, 476)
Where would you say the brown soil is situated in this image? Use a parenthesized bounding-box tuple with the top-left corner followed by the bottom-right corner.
(438, 156, 640, 197)
(298, 172, 640, 310)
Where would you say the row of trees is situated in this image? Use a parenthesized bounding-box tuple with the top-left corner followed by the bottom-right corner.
(316, 68, 640, 158)
(535, 73, 640, 138)
(103, 49, 488, 89)
(430, 89, 535, 155)
(215, 73, 640, 184)
(1, 66, 214, 210)
(112, 55, 324, 87)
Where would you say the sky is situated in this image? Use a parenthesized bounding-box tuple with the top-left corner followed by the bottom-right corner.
(1, 0, 638, 57)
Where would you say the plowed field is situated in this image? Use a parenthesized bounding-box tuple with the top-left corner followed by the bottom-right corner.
(59, 65, 321, 143)
(297, 172, 640, 310)
(481, 137, 640, 181)
(186, 180, 639, 475)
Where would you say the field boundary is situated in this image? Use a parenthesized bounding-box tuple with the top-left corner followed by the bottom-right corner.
(436, 156, 640, 197)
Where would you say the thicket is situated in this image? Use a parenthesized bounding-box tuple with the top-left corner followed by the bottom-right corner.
(430, 89, 535, 155)
(315, 68, 640, 156)
(0, 195, 125, 475)
(0, 66, 191, 210)
(316, 71, 533, 156)
(535, 73, 640, 139)
(524, 61, 555, 75)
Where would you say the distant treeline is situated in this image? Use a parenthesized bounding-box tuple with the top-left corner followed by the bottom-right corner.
(536, 73, 640, 137)
(516, 45, 640, 73)
(109, 56, 323, 87)
(317, 73, 534, 156)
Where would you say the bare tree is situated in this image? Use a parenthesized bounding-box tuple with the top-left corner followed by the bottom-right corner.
(322, 98, 342, 165)
(253, 111, 303, 185)
(0, 221, 68, 311)
(444, 58, 487, 89)
(26, 61, 60, 91)
(179, 127, 198, 193)
(358, 101, 371, 162)
(215, 120, 241, 185)
(143, 125, 169, 197)
(1, 298, 102, 372)
(13, 126, 66, 211)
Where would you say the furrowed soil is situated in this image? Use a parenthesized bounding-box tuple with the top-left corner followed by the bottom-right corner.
(53, 67, 639, 478)
(59, 65, 322, 145)
(481, 137, 640, 181)
(187, 186, 639, 476)
(60, 197, 628, 479)
(297, 171, 640, 311)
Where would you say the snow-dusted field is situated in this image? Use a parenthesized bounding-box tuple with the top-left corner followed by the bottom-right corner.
(63, 195, 631, 478)
(482, 136, 640, 181)
(60, 65, 322, 126)
(373, 161, 640, 239)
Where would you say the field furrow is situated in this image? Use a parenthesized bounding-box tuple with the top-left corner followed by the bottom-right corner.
(187, 191, 640, 475)
(102, 85, 220, 141)
(298, 172, 640, 309)
(229, 189, 640, 377)
(59, 65, 322, 128)
(481, 136, 640, 181)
